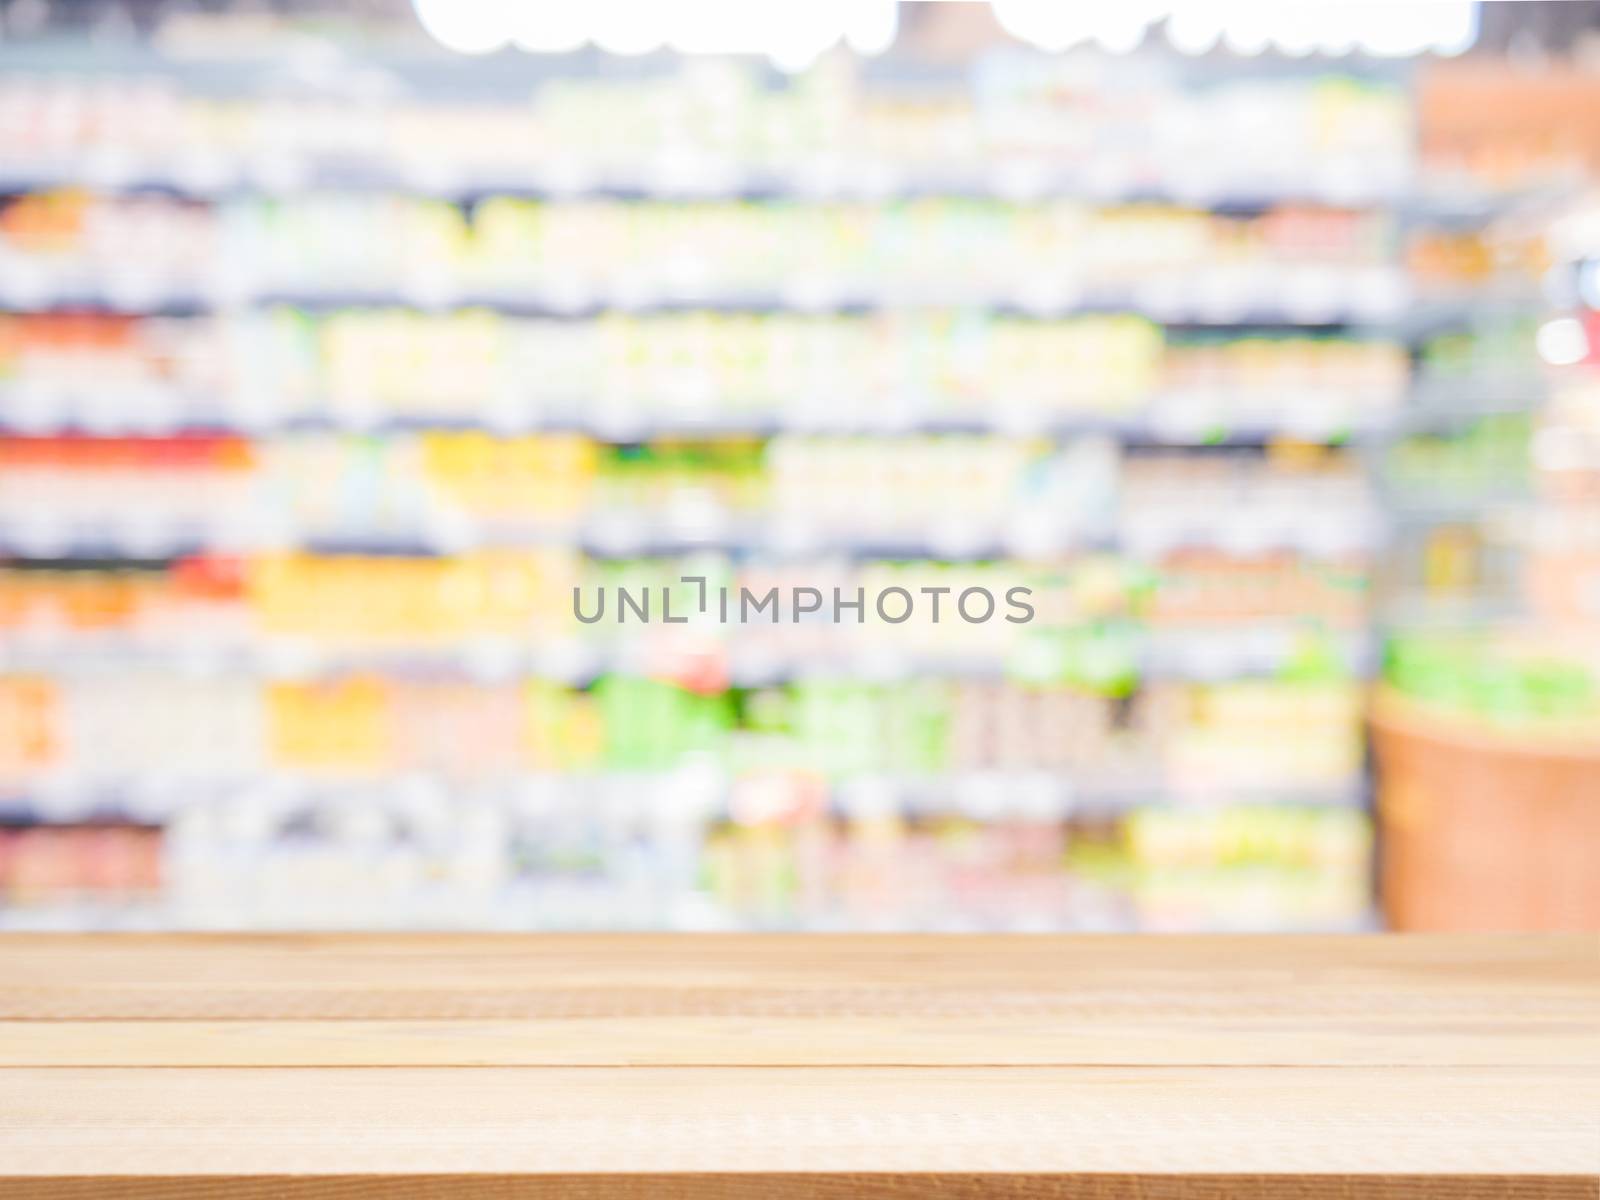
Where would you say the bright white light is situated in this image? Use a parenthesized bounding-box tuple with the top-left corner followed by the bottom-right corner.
(1355, 1, 1470, 56)
(992, 0, 1168, 53)
(1578, 261, 1600, 311)
(1221, 9, 1273, 56)
(1095, 6, 1165, 54)
(664, 0, 777, 54)
(590, 0, 665, 55)
(1432, 0, 1480, 55)
(846, 0, 899, 57)
(1537, 317, 1590, 368)
(411, 0, 1477, 62)
(1165, 7, 1222, 55)
(1374, 0, 1477, 56)
(414, 0, 892, 65)
(761, 0, 854, 71)
(1155, 0, 1479, 58)
(1270, 15, 1320, 56)
(1267, 2, 1353, 56)
(508, 2, 588, 53)
(1532, 426, 1589, 472)
(412, 0, 508, 55)
(991, 0, 1093, 52)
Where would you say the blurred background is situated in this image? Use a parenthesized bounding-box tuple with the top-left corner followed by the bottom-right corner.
(0, 0, 1596, 932)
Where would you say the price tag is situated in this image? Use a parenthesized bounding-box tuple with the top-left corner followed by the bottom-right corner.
(128, 384, 177, 435)
(586, 511, 645, 556)
(82, 147, 136, 188)
(794, 157, 848, 200)
(1283, 399, 1341, 442)
(173, 152, 233, 194)
(540, 160, 597, 198)
(77, 391, 125, 435)
(1083, 157, 1133, 201)
(0, 260, 49, 309)
(1193, 270, 1247, 323)
(780, 275, 842, 312)
(928, 517, 991, 559)
(400, 156, 465, 197)
(1149, 394, 1221, 444)
(251, 153, 310, 195)
(11, 518, 67, 558)
(1353, 267, 1408, 321)
(462, 639, 520, 683)
(1218, 514, 1273, 556)
(399, 269, 459, 312)
(591, 397, 645, 442)
(541, 279, 595, 315)
(7, 381, 59, 433)
(1282, 266, 1339, 323)
(992, 160, 1051, 202)
(1016, 278, 1074, 316)
(536, 641, 600, 685)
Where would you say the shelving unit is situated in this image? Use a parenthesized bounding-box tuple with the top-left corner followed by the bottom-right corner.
(0, 41, 1557, 931)
(1374, 182, 1600, 932)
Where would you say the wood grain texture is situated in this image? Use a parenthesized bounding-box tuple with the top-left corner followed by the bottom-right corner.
(4, 1012, 1593, 1066)
(2, 1066, 1596, 1175)
(2, 934, 1594, 1066)
(0, 934, 1596, 1197)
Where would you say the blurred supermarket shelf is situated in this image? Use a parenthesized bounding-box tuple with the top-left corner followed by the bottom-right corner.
(0, 396, 1538, 445)
(0, 786, 1377, 932)
(1, 161, 1555, 231)
(0, 391, 1407, 443)
(0, 44, 1420, 226)
(0, 149, 1496, 209)
(0, 156, 1418, 206)
(0, 626, 1375, 685)
(1381, 487, 1535, 523)
(0, 770, 1368, 823)
(1401, 371, 1549, 423)
(0, 42, 1558, 225)
(0, 904, 1381, 934)
(0, 522, 1383, 561)
(9, 38, 1575, 936)
(0, 372, 1545, 446)
(0, 277, 1414, 326)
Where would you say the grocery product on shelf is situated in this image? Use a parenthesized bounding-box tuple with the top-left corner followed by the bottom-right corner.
(0, 665, 1368, 930)
(1384, 631, 1600, 733)
(0, 190, 1406, 319)
(0, 546, 1371, 686)
(1418, 61, 1600, 194)
(0, 434, 257, 554)
(1383, 187, 1600, 685)
(0, 668, 1364, 790)
(1, 308, 1411, 436)
(0, 59, 1412, 199)
(1386, 412, 1533, 502)
(0, 823, 162, 910)
(0, 430, 1387, 558)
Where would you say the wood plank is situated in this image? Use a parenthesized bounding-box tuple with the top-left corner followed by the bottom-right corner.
(1, 935, 1595, 1193)
(3, 934, 1592, 1068)
(0, 1066, 1595, 1177)
(2, 1013, 1595, 1067)
(6, 933, 1592, 997)
(3, 933, 1592, 1019)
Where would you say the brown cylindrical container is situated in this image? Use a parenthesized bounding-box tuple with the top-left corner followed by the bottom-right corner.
(1371, 689, 1600, 931)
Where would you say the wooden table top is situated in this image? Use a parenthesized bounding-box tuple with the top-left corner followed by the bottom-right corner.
(1, 933, 1596, 1198)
